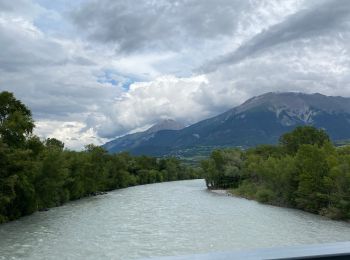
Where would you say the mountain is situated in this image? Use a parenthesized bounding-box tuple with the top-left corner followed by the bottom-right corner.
(104, 92, 350, 156)
(103, 119, 185, 153)
(144, 119, 185, 134)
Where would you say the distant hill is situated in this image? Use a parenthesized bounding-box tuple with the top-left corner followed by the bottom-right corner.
(103, 119, 185, 153)
(103, 92, 350, 157)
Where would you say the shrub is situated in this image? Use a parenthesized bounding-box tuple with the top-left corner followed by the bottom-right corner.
(256, 188, 275, 203)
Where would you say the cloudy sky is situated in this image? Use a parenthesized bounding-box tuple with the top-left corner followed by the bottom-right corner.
(1, 0, 350, 149)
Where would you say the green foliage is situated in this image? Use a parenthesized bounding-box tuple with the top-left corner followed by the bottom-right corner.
(202, 126, 350, 220)
(35, 149, 69, 208)
(256, 187, 275, 203)
(294, 145, 329, 212)
(279, 126, 330, 154)
(0, 91, 34, 147)
(202, 149, 243, 189)
(45, 138, 64, 150)
(0, 91, 198, 223)
(233, 181, 257, 199)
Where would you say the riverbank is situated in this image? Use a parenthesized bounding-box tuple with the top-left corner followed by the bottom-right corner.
(209, 188, 350, 222)
(209, 189, 230, 196)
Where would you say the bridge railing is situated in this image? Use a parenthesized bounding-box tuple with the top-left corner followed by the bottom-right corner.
(143, 241, 350, 260)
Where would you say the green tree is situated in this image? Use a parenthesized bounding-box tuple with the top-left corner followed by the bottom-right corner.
(202, 149, 243, 188)
(83, 144, 108, 194)
(0, 91, 34, 147)
(35, 149, 69, 208)
(0, 141, 15, 222)
(295, 144, 330, 212)
(26, 136, 45, 157)
(279, 126, 330, 154)
(45, 138, 64, 150)
(103, 155, 129, 189)
(5, 149, 38, 220)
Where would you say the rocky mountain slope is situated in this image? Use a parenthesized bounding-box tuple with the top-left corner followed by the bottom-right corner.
(104, 92, 350, 156)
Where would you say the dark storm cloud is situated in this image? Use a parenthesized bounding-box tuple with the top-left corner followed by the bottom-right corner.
(202, 0, 350, 72)
(71, 0, 247, 53)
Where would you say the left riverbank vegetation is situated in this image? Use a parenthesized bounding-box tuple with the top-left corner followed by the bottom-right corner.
(0, 91, 200, 224)
(201, 126, 350, 220)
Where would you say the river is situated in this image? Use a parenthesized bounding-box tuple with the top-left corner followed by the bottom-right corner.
(0, 179, 350, 259)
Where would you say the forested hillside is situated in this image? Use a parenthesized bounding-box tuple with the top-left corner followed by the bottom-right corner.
(0, 92, 199, 223)
(201, 126, 350, 220)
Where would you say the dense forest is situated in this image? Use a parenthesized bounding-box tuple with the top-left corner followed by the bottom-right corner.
(0, 91, 199, 223)
(202, 126, 350, 220)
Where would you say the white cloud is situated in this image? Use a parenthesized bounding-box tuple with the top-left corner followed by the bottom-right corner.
(34, 120, 107, 150)
(1, 0, 350, 149)
(97, 75, 210, 138)
(0, 6, 123, 148)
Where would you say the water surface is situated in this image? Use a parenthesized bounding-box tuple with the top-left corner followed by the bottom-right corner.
(1, 179, 350, 259)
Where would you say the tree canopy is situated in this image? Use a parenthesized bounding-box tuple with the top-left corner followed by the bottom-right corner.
(0, 91, 34, 147)
(202, 126, 350, 220)
(279, 126, 330, 154)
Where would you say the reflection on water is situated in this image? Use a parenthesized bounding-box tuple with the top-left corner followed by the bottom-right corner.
(0, 179, 350, 260)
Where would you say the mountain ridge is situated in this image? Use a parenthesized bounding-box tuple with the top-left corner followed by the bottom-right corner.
(104, 92, 350, 156)
(103, 119, 185, 153)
